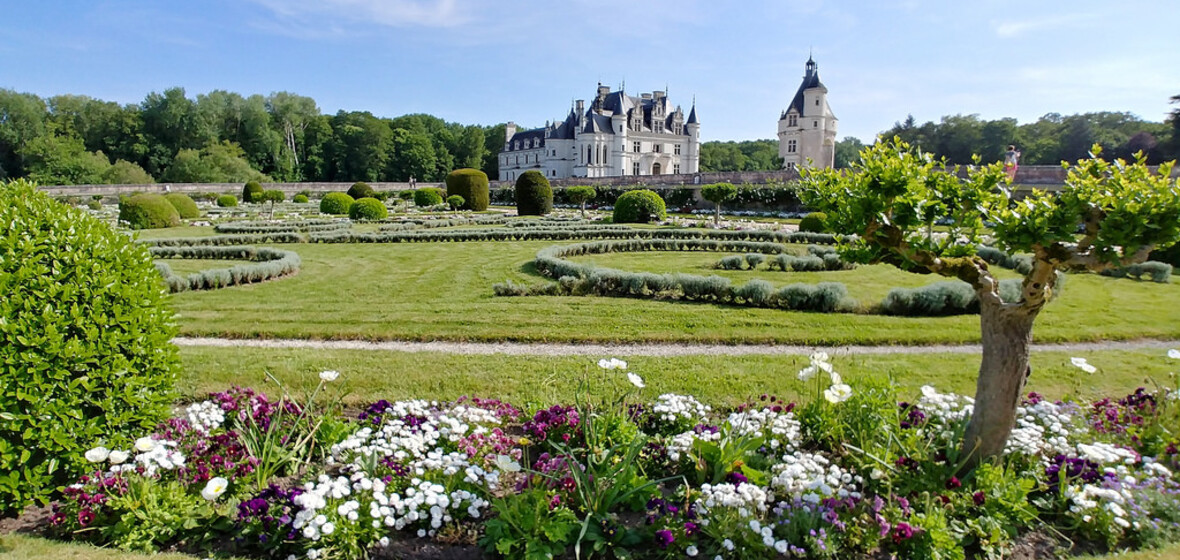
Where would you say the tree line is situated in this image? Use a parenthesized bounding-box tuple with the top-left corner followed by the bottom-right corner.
(2, 86, 1176, 185)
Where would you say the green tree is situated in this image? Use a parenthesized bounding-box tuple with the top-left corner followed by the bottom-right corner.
(20, 133, 109, 185)
(833, 137, 865, 168)
(387, 129, 436, 182)
(266, 92, 320, 181)
(700, 182, 737, 224)
(140, 87, 212, 176)
(162, 141, 267, 183)
(0, 89, 48, 179)
(801, 138, 1180, 470)
(565, 185, 597, 218)
(259, 189, 284, 218)
(327, 111, 392, 182)
(100, 159, 154, 184)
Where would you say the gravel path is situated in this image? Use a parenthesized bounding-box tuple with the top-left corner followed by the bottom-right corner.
(173, 337, 1180, 357)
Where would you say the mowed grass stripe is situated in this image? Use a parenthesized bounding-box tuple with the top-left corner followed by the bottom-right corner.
(165, 241, 1180, 344)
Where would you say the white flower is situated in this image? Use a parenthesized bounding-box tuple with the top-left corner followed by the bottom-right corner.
(319, 370, 340, 382)
(493, 455, 521, 473)
(201, 477, 229, 501)
(85, 447, 110, 463)
(108, 450, 130, 464)
(1168, 349, 1180, 360)
(627, 372, 645, 388)
(1070, 357, 1097, 374)
(829, 371, 842, 385)
(824, 384, 853, 403)
(797, 365, 818, 381)
(134, 436, 157, 452)
(870, 468, 885, 480)
(598, 358, 627, 370)
(686, 545, 699, 557)
(810, 351, 830, 363)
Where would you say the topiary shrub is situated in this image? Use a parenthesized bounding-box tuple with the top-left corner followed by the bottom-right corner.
(216, 194, 238, 207)
(0, 179, 178, 515)
(565, 185, 597, 217)
(349, 197, 389, 221)
(414, 188, 445, 207)
(163, 193, 199, 219)
(446, 195, 465, 211)
(319, 192, 354, 215)
(242, 181, 263, 203)
(293, 194, 309, 204)
(119, 193, 181, 229)
(347, 181, 374, 200)
(445, 168, 490, 211)
(613, 189, 667, 224)
(397, 190, 415, 201)
(798, 212, 828, 233)
(515, 170, 553, 216)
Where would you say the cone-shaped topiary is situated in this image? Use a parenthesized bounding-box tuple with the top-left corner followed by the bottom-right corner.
(444, 168, 490, 211)
(163, 193, 199, 219)
(414, 188, 444, 207)
(349, 197, 389, 220)
(216, 194, 238, 207)
(514, 170, 553, 216)
(347, 182, 375, 200)
(613, 189, 667, 223)
(242, 181, 263, 203)
(0, 179, 178, 514)
(119, 193, 181, 229)
(319, 192, 354, 215)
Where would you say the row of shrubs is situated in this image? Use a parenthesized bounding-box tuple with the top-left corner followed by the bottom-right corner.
(309, 227, 840, 245)
(488, 181, 806, 210)
(495, 272, 852, 312)
(118, 192, 202, 229)
(717, 246, 854, 272)
(213, 220, 347, 234)
(535, 239, 811, 280)
(138, 232, 306, 247)
(978, 245, 1172, 283)
(880, 273, 1068, 316)
(376, 215, 509, 231)
(151, 246, 301, 292)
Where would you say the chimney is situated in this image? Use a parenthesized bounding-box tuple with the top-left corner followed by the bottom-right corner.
(505, 122, 517, 142)
(576, 99, 585, 114)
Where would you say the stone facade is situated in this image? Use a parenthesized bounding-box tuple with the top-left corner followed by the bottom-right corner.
(778, 57, 837, 169)
(498, 85, 700, 181)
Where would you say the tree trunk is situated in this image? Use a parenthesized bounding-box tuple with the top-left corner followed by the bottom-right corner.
(714, 204, 720, 225)
(959, 301, 1037, 472)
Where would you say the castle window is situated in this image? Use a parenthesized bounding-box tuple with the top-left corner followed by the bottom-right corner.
(814, 121, 818, 127)
(788, 140, 797, 153)
(633, 162, 640, 175)
(815, 99, 820, 105)
(654, 144, 662, 154)
(674, 144, 681, 155)
(514, 141, 520, 150)
(516, 155, 520, 164)
(788, 114, 797, 127)
(674, 163, 680, 174)
(786, 162, 796, 170)
(633, 141, 640, 153)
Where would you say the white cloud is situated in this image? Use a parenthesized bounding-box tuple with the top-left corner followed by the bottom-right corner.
(249, 0, 468, 29)
(992, 13, 1094, 38)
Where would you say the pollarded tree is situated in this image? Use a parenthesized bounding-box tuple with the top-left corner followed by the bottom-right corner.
(259, 189, 284, 219)
(565, 186, 596, 218)
(701, 182, 737, 225)
(800, 137, 1180, 471)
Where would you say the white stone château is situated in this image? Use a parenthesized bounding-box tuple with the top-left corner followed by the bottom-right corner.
(778, 56, 837, 169)
(499, 85, 700, 181)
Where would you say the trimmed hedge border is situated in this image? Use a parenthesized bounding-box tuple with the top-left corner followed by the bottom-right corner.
(310, 227, 840, 245)
(150, 245, 301, 292)
(214, 220, 347, 234)
(139, 233, 306, 247)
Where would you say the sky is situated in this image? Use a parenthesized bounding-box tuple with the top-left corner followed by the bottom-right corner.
(1, 0, 1177, 144)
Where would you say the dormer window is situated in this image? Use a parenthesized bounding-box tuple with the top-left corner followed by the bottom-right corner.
(514, 141, 520, 150)
(788, 114, 798, 127)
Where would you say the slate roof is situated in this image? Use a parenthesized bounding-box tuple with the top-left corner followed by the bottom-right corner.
(783, 56, 826, 118)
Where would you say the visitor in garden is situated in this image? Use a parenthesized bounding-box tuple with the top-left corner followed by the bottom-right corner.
(1004, 144, 1021, 181)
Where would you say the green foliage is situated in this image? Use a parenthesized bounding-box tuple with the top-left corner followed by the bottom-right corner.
(292, 194, 309, 203)
(100, 159, 154, 185)
(445, 168, 490, 211)
(215, 194, 238, 207)
(565, 185, 597, 206)
(346, 181, 374, 199)
(701, 182, 738, 204)
(612, 189, 666, 223)
(164, 141, 269, 184)
(242, 180, 262, 203)
(515, 170, 553, 216)
(0, 179, 177, 514)
(1100, 261, 1173, 283)
(319, 192, 354, 215)
(163, 193, 199, 219)
(348, 197, 389, 221)
(259, 189, 284, 204)
(413, 187, 444, 207)
(119, 193, 181, 229)
(699, 139, 782, 171)
(798, 211, 828, 233)
(446, 194, 465, 211)
(481, 489, 579, 559)
(151, 246, 301, 292)
(716, 255, 746, 270)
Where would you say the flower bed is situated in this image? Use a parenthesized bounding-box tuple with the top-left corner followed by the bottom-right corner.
(44, 356, 1180, 559)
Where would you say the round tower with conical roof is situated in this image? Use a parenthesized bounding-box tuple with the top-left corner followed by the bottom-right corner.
(777, 56, 838, 169)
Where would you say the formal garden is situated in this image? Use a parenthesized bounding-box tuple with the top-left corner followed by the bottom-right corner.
(4, 142, 1180, 560)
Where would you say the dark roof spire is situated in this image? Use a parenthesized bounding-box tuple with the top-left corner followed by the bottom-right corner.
(687, 97, 698, 125)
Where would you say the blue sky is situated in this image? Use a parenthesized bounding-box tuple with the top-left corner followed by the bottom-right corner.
(1, 0, 1176, 143)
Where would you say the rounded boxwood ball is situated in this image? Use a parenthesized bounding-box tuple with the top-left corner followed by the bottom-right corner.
(242, 181, 263, 203)
(216, 194, 238, 207)
(613, 189, 667, 223)
(0, 179, 178, 514)
(349, 197, 389, 220)
(163, 193, 199, 219)
(414, 188, 444, 207)
(119, 193, 181, 229)
(293, 194, 309, 204)
(319, 192, 354, 215)
(798, 212, 828, 233)
(445, 168, 490, 211)
(347, 182, 374, 200)
(514, 170, 553, 216)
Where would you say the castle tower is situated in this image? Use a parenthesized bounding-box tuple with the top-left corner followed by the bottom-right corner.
(778, 56, 837, 169)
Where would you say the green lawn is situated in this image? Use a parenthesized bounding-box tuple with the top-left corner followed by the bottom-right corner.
(165, 241, 1180, 344)
(174, 345, 1179, 408)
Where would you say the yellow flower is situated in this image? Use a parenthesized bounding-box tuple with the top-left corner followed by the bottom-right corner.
(518, 437, 532, 446)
